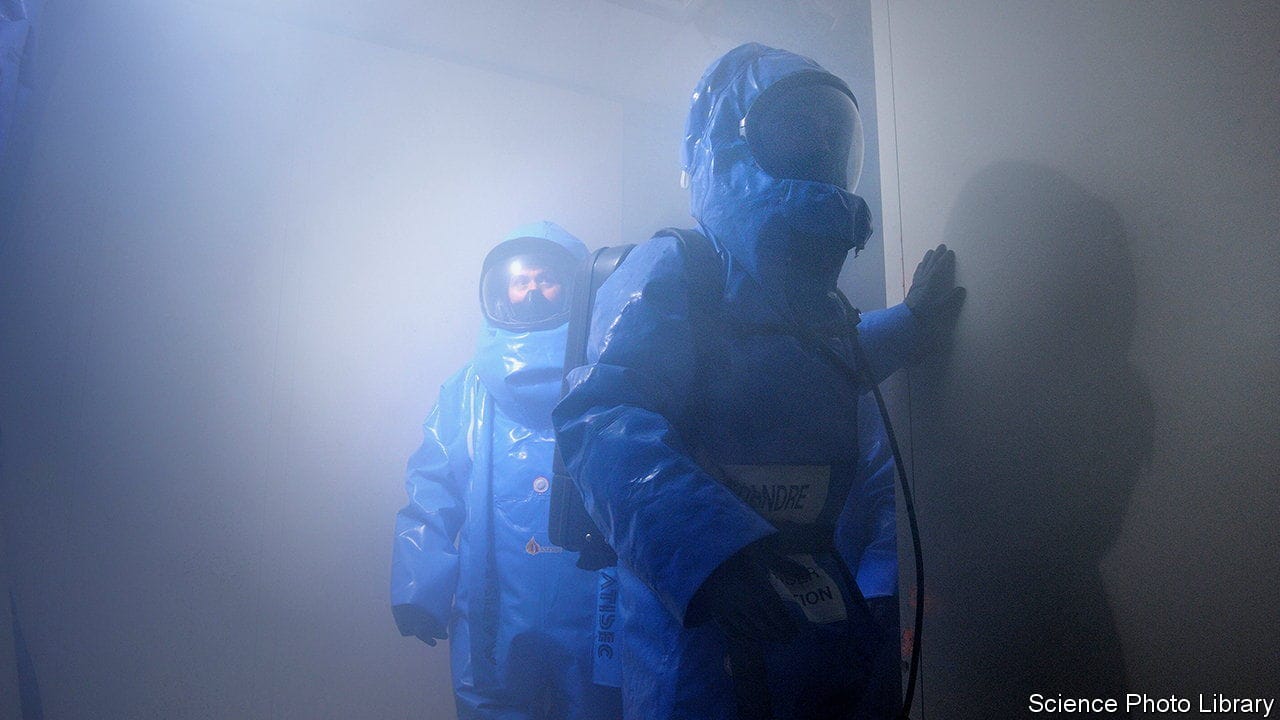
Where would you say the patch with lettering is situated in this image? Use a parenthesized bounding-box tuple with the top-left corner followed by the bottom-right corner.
(593, 568, 622, 687)
(767, 553, 847, 624)
(721, 465, 831, 524)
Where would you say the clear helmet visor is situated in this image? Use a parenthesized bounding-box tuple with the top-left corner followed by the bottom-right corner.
(741, 78, 865, 192)
(480, 238, 577, 331)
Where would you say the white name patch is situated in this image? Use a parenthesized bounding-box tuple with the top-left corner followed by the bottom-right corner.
(767, 553, 847, 625)
(722, 465, 831, 524)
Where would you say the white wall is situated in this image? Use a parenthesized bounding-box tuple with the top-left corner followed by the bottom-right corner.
(872, 1, 1279, 715)
(0, 3, 629, 717)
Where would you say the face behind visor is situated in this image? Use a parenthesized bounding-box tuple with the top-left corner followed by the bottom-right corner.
(740, 76, 865, 191)
(480, 236, 577, 331)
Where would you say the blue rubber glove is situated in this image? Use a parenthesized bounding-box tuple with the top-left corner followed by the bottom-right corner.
(687, 540, 805, 643)
(905, 243, 966, 328)
(392, 603, 449, 647)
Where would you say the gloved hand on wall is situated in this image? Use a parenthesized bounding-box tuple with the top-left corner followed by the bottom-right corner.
(392, 603, 449, 647)
(905, 243, 966, 352)
(687, 539, 803, 643)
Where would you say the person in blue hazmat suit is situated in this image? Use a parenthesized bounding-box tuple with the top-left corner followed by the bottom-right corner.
(392, 221, 623, 720)
(552, 44, 963, 720)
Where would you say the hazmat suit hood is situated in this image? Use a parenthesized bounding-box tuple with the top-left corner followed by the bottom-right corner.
(475, 221, 587, 429)
(682, 43, 873, 315)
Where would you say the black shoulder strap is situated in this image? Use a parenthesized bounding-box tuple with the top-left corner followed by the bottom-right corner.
(652, 226, 724, 311)
(550, 243, 633, 567)
(559, 244, 635, 394)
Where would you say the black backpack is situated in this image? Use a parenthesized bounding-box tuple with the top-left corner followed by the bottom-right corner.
(548, 228, 723, 571)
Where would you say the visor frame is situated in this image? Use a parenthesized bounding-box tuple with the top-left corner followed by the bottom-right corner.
(479, 236, 579, 332)
(739, 70, 865, 193)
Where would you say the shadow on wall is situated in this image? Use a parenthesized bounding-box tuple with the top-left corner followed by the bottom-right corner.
(909, 162, 1154, 716)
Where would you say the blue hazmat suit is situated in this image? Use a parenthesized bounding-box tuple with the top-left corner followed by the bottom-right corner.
(392, 222, 622, 720)
(552, 44, 918, 719)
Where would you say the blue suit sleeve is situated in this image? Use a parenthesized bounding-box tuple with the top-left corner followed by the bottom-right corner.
(857, 303, 920, 383)
(552, 237, 776, 625)
(390, 368, 473, 635)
